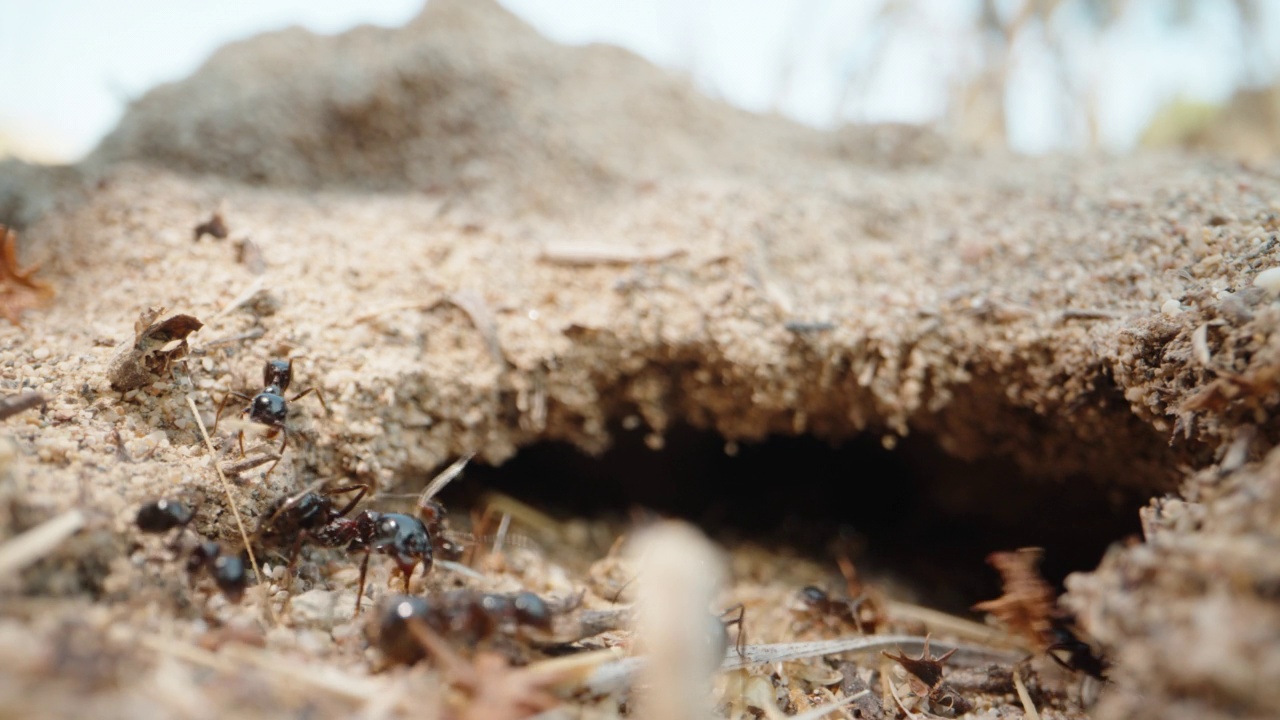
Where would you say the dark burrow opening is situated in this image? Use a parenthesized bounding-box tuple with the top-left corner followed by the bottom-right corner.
(442, 424, 1149, 615)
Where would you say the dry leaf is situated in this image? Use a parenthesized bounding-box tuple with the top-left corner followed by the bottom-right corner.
(971, 547, 1057, 651)
(0, 225, 55, 327)
(107, 308, 204, 390)
(193, 212, 229, 241)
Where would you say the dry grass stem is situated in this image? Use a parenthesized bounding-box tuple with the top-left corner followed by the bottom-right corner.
(538, 241, 686, 266)
(185, 394, 275, 624)
(1013, 668, 1041, 720)
(885, 600, 1015, 646)
(0, 508, 85, 576)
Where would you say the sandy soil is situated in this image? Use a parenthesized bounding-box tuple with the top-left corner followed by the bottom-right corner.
(1, 1, 1279, 718)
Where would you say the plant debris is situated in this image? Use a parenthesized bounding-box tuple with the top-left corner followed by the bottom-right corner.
(0, 225, 54, 327)
(0, 392, 46, 421)
(193, 212, 229, 241)
(883, 635, 973, 716)
(971, 548, 1058, 652)
(105, 308, 203, 391)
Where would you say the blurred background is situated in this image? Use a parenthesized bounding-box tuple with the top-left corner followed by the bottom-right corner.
(3, 0, 1280, 164)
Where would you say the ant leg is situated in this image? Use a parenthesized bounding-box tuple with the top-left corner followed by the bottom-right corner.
(213, 391, 253, 434)
(261, 429, 288, 480)
(237, 429, 247, 458)
(324, 484, 369, 517)
(290, 387, 330, 415)
(355, 548, 373, 616)
(721, 604, 747, 657)
(279, 534, 305, 614)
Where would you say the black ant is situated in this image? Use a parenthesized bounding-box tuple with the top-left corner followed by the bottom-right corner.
(215, 359, 328, 479)
(1046, 615, 1108, 680)
(256, 454, 472, 615)
(370, 590, 562, 666)
(134, 498, 248, 602)
(792, 585, 883, 634)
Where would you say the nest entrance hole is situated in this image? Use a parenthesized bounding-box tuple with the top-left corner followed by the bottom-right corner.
(449, 425, 1146, 613)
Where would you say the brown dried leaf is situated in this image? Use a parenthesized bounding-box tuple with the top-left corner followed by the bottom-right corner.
(0, 226, 55, 327)
(882, 635, 956, 690)
(107, 308, 204, 391)
(193, 212, 228, 240)
(971, 547, 1057, 651)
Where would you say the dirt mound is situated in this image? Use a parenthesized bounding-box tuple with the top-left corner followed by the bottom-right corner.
(2, 1, 1279, 718)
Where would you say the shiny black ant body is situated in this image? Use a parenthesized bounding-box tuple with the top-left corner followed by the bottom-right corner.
(134, 498, 248, 602)
(256, 455, 472, 615)
(215, 359, 328, 479)
(371, 590, 560, 666)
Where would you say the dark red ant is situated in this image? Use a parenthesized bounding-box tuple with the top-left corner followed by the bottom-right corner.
(134, 498, 248, 602)
(256, 454, 472, 615)
(370, 590, 562, 666)
(215, 359, 328, 479)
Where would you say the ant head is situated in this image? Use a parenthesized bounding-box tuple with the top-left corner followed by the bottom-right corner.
(799, 585, 829, 606)
(512, 592, 552, 629)
(135, 498, 194, 533)
(263, 359, 293, 393)
(249, 393, 287, 426)
(372, 595, 433, 666)
(212, 555, 247, 602)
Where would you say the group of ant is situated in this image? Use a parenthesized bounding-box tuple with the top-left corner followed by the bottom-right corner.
(135, 358, 583, 664)
(136, 359, 1104, 678)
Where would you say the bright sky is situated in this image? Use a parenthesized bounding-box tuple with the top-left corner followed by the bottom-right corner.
(1, 0, 1275, 163)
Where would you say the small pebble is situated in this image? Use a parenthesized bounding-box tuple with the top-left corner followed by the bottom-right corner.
(1254, 266, 1280, 297)
(1161, 298, 1183, 315)
(32, 347, 50, 361)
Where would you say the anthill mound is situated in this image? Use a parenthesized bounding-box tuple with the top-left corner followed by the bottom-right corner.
(1, 1, 1279, 718)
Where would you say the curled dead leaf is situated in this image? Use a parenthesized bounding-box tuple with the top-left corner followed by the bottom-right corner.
(107, 308, 204, 391)
(0, 225, 55, 327)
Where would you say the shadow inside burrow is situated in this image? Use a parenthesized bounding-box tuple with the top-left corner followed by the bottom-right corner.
(435, 424, 1147, 615)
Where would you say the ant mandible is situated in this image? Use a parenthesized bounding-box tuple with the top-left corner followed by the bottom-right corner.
(256, 454, 473, 615)
(134, 498, 249, 602)
(215, 359, 328, 479)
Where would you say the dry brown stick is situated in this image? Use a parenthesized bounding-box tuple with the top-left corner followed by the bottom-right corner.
(185, 394, 275, 624)
(0, 391, 45, 420)
(220, 453, 281, 478)
(0, 509, 85, 576)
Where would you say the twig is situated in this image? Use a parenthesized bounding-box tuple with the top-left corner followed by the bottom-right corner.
(198, 328, 266, 349)
(538, 241, 686, 266)
(0, 509, 85, 576)
(214, 277, 266, 318)
(0, 391, 45, 421)
(1013, 668, 1041, 720)
(443, 290, 506, 367)
(185, 394, 275, 624)
(220, 453, 281, 478)
(720, 635, 1022, 671)
(885, 599, 1017, 647)
(1060, 308, 1123, 320)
